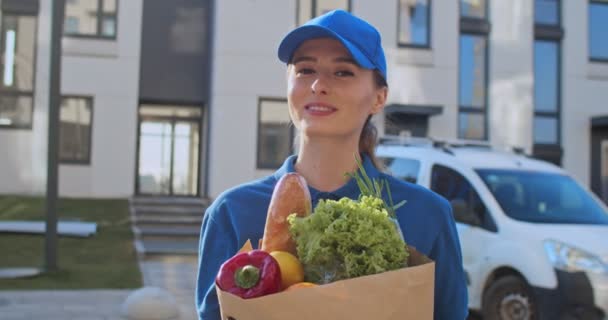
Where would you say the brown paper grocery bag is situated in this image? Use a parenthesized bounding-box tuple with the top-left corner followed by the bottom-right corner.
(216, 248, 435, 320)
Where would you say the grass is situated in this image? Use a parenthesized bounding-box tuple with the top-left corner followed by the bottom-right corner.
(0, 196, 142, 289)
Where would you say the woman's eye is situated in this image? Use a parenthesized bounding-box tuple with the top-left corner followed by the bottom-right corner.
(335, 70, 354, 77)
(297, 68, 315, 75)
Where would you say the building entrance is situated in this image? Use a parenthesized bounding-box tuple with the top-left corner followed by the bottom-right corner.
(136, 105, 201, 196)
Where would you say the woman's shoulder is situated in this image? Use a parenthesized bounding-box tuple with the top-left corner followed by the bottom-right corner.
(206, 175, 277, 216)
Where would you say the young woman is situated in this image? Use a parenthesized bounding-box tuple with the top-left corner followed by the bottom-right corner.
(196, 10, 468, 320)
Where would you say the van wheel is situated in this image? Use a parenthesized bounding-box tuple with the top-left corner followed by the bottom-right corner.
(482, 275, 538, 320)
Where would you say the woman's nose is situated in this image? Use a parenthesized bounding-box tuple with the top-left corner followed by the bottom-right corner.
(311, 75, 329, 95)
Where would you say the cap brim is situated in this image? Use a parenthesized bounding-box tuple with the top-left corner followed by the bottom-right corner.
(277, 25, 375, 70)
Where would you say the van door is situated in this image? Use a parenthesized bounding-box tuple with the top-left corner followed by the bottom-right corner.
(429, 163, 497, 308)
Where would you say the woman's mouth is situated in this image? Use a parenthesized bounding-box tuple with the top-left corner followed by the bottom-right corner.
(305, 104, 337, 116)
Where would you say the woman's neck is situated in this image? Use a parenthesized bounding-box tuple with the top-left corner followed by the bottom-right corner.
(294, 136, 361, 192)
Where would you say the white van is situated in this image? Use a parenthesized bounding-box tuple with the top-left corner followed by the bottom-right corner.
(376, 137, 608, 320)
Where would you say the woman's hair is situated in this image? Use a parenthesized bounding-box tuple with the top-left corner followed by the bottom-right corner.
(359, 70, 388, 169)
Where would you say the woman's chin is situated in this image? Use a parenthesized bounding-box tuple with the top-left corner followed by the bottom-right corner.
(300, 128, 358, 141)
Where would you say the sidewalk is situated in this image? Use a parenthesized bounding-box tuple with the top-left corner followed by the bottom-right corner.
(0, 255, 199, 320)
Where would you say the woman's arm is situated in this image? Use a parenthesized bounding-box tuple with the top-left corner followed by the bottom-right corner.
(195, 198, 238, 320)
(431, 198, 469, 320)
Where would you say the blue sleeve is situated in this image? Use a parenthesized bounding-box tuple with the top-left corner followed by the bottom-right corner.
(430, 198, 469, 320)
(195, 199, 238, 320)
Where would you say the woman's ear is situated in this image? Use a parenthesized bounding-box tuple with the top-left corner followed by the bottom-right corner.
(371, 86, 388, 115)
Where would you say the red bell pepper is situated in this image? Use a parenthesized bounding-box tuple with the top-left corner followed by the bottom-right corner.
(215, 249, 282, 299)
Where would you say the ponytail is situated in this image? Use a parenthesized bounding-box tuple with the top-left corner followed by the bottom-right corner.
(359, 116, 383, 169)
(359, 70, 388, 169)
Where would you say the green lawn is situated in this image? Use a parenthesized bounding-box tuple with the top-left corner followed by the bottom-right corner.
(0, 196, 142, 289)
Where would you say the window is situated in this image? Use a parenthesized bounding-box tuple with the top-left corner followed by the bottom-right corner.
(59, 96, 93, 164)
(430, 164, 495, 231)
(535, 0, 560, 25)
(534, 41, 559, 145)
(398, 0, 430, 48)
(64, 0, 118, 39)
(257, 98, 294, 169)
(534, 0, 563, 164)
(458, 1, 490, 140)
(380, 157, 420, 183)
(297, 0, 350, 25)
(477, 169, 608, 224)
(0, 13, 37, 129)
(460, 0, 487, 19)
(589, 0, 608, 61)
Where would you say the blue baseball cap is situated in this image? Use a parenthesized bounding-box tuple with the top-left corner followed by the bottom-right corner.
(278, 10, 387, 81)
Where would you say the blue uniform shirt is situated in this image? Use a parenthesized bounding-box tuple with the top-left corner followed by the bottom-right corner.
(196, 155, 468, 319)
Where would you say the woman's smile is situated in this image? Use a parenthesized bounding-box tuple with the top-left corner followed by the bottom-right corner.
(305, 102, 337, 116)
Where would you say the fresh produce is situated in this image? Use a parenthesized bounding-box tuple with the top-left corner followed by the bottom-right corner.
(288, 196, 408, 283)
(215, 250, 282, 299)
(287, 157, 409, 284)
(269, 251, 305, 290)
(261, 172, 312, 255)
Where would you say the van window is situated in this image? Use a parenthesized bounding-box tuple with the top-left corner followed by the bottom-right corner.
(478, 169, 608, 225)
(380, 157, 420, 183)
(431, 164, 494, 230)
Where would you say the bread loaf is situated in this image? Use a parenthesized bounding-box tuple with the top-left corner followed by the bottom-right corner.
(261, 173, 312, 255)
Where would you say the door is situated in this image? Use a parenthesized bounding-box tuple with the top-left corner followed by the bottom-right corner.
(429, 163, 497, 307)
(136, 105, 201, 196)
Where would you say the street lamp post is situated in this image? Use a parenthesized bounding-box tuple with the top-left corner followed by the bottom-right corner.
(45, 0, 66, 272)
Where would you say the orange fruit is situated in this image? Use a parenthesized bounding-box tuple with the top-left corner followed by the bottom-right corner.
(269, 251, 304, 290)
(286, 282, 318, 291)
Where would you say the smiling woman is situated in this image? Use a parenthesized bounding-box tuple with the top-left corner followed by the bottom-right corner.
(196, 10, 469, 320)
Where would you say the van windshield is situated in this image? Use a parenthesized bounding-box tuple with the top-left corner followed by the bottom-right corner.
(476, 169, 608, 225)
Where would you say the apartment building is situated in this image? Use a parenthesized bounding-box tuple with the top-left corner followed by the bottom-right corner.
(0, 0, 606, 205)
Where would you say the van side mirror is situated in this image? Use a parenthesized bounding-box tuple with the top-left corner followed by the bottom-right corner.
(450, 199, 481, 226)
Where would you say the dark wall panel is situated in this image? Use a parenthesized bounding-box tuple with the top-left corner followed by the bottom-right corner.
(140, 0, 211, 104)
(2, 0, 39, 15)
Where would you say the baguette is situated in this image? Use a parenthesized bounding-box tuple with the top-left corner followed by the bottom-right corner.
(261, 172, 312, 255)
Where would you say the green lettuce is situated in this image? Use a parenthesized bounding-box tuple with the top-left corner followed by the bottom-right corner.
(287, 195, 409, 284)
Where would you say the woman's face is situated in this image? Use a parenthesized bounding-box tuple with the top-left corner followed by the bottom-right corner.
(287, 38, 387, 141)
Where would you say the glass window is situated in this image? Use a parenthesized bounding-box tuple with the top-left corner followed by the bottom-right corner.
(64, 0, 118, 38)
(534, 40, 560, 145)
(431, 164, 488, 226)
(60, 97, 93, 163)
(589, 1, 608, 61)
(0, 94, 33, 128)
(535, 0, 560, 25)
(458, 112, 486, 140)
(533, 116, 558, 144)
(478, 169, 608, 224)
(0, 13, 37, 129)
(459, 34, 487, 108)
(1, 15, 36, 92)
(379, 157, 420, 183)
(257, 99, 294, 169)
(534, 40, 559, 112)
(460, 0, 487, 19)
(398, 0, 430, 47)
(298, 0, 350, 25)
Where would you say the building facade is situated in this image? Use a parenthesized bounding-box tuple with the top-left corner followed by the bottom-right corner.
(0, 0, 607, 204)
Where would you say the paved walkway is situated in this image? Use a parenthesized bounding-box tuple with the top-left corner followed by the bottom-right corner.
(0, 256, 199, 320)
